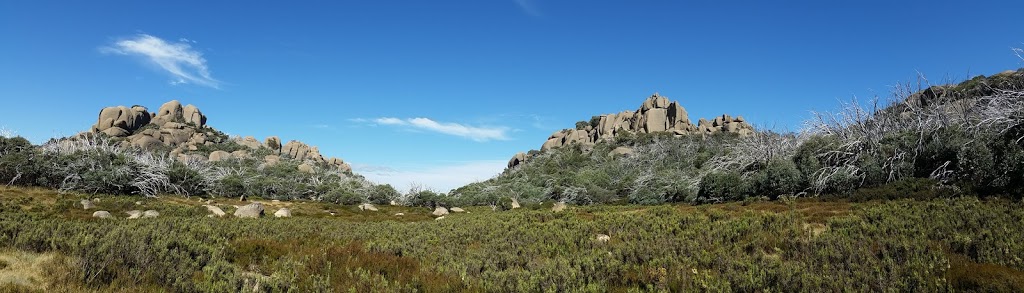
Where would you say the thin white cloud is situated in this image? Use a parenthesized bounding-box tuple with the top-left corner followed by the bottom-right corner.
(374, 117, 405, 125)
(102, 34, 220, 88)
(355, 160, 506, 193)
(371, 117, 510, 142)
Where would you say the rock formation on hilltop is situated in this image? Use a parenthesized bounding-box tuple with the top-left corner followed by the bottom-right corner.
(83, 100, 352, 173)
(508, 93, 754, 169)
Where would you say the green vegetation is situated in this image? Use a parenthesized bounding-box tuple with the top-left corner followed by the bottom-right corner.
(0, 186, 1022, 291)
(450, 69, 1024, 206)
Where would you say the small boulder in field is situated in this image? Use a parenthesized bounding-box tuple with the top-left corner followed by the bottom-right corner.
(435, 216, 445, 221)
(552, 202, 567, 213)
(358, 203, 378, 211)
(81, 199, 95, 210)
(596, 234, 611, 243)
(450, 207, 466, 213)
(432, 207, 449, 216)
(134, 201, 142, 206)
(204, 205, 226, 217)
(394, 213, 405, 216)
(142, 210, 159, 218)
(234, 203, 265, 218)
(92, 198, 101, 203)
(92, 211, 112, 219)
(125, 210, 142, 219)
(273, 208, 291, 218)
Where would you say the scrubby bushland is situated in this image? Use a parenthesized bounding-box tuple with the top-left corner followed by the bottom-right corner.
(0, 134, 386, 202)
(1, 191, 1022, 292)
(449, 68, 1024, 206)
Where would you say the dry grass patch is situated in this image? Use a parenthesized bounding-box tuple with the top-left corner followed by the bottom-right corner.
(0, 250, 58, 291)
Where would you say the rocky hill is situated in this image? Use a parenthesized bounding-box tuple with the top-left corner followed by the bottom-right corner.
(508, 93, 755, 168)
(84, 100, 352, 173)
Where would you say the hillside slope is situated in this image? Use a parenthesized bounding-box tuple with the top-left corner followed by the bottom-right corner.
(451, 69, 1024, 207)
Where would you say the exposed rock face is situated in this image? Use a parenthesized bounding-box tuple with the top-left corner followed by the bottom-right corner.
(238, 136, 262, 149)
(86, 100, 354, 173)
(508, 152, 528, 169)
(282, 141, 322, 162)
(234, 203, 265, 218)
(209, 151, 231, 162)
(273, 208, 292, 218)
(265, 136, 282, 152)
(92, 211, 112, 219)
(509, 93, 755, 168)
(92, 105, 151, 136)
(182, 104, 206, 126)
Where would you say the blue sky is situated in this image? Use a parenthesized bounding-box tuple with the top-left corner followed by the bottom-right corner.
(2, 1, 1024, 192)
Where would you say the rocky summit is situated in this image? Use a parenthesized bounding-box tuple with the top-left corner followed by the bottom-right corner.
(83, 100, 352, 173)
(508, 93, 754, 169)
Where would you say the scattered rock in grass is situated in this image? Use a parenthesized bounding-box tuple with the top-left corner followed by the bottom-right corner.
(274, 208, 291, 218)
(234, 203, 265, 218)
(552, 201, 567, 212)
(126, 210, 142, 219)
(143, 210, 159, 218)
(92, 211, 112, 219)
(271, 199, 280, 203)
(435, 216, 445, 221)
(81, 199, 94, 210)
(596, 234, 611, 243)
(511, 198, 521, 209)
(358, 203, 378, 211)
(432, 207, 449, 216)
(92, 198, 101, 203)
(204, 205, 226, 217)
(450, 207, 466, 213)
(135, 201, 142, 206)
(390, 200, 398, 206)
(394, 213, 405, 216)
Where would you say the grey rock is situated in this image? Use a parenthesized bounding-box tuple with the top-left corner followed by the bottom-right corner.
(432, 206, 449, 216)
(126, 210, 142, 219)
(273, 208, 292, 218)
(234, 203, 265, 218)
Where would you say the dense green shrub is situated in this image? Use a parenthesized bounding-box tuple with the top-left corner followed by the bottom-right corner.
(697, 172, 745, 202)
(746, 159, 804, 199)
(366, 184, 399, 204)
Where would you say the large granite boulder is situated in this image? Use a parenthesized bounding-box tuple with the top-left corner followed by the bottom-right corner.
(432, 206, 449, 216)
(234, 203, 265, 218)
(274, 208, 292, 218)
(265, 136, 282, 152)
(182, 104, 206, 127)
(153, 100, 184, 125)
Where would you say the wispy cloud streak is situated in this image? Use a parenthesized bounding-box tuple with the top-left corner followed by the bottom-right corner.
(102, 34, 220, 88)
(370, 117, 510, 142)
